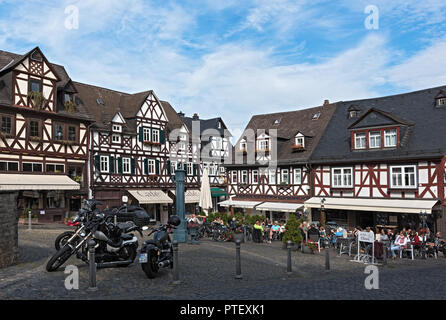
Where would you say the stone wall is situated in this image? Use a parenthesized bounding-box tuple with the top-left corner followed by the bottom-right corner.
(0, 191, 19, 268)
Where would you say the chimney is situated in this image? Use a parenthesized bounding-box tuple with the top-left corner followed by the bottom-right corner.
(323, 99, 330, 106)
(193, 113, 199, 120)
(178, 111, 185, 117)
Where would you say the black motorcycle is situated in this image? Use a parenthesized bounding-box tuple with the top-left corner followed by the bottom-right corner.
(139, 215, 180, 279)
(195, 221, 213, 240)
(46, 202, 144, 272)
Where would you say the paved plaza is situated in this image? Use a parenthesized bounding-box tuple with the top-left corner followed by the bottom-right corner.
(0, 225, 445, 300)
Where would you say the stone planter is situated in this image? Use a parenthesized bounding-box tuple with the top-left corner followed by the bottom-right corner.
(302, 244, 315, 254)
(282, 242, 300, 251)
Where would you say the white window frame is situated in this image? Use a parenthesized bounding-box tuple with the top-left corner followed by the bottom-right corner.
(354, 132, 366, 149)
(214, 137, 223, 150)
(240, 140, 247, 151)
(143, 127, 151, 142)
(112, 134, 121, 144)
(219, 166, 225, 174)
(231, 171, 237, 184)
(384, 129, 397, 147)
(437, 98, 446, 106)
(281, 169, 289, 185)
(100, 156, 109, 173)
(112, 124, 121, 132)
(369, 131, 381, 149)
(122, 158, 131, 174)
(170, 161, 177, 175)
(187, 163, 193, 176)
(178, 142, 186, 151)
(147, 159, 156, 175)
(152, 129, 160, 143)
(295, 136, 305, 147)
(268, 169, 276, 185)
(294, 168, 302, 185)
(257, 139, 269, 151)
(209, 163, 217, 176)
(390, 165, 417, 189)
(252, 170, 259, 184)
(331, 167, 353, 188)
(241, 170, 248, 184)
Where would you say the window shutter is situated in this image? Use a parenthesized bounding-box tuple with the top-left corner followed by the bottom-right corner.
(144, 158, 148, 175)
(109, 156, 115, 173)
(160, 130, 165, 144)
(155, 159, 160, 175)
(184, 163, 188, 176)
(94, 155, 100, 171)
(167, 160, 171, 175)
(117, 157, 123, 174)
(138, 126, 143, 142)
(131, 158, 135, 175)
(193, 164, 197, 176)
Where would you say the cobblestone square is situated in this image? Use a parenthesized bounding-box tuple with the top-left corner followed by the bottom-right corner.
(0, 225, 445, 300)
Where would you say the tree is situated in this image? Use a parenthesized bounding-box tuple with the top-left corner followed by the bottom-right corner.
(282, 214, 305, 244)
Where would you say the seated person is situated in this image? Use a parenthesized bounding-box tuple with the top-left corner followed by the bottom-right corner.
(390, 232, 408, 259)
(270, 221, 281, 241)
(253, 220, 264, 243)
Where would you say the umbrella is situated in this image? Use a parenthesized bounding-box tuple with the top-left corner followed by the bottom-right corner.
(199, 167, 213, 216)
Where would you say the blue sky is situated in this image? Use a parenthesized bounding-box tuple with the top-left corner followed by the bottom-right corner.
(1, 0, 446, 139)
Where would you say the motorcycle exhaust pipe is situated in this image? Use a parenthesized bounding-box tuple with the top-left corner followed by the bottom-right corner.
(158, 260, 171, 268)
(96, 260, 133, 269)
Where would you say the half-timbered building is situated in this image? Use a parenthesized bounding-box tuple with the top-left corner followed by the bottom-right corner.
(178, 112, 232, 210)
(223, 103, 337, 222)
(307, 86, 446, 234)
(0, 47, 93, 222)
(75, 83, 201, 224)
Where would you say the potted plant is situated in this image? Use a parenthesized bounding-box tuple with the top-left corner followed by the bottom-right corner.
(232, 224, 245, 243)
(281, 214, 304, 250)
(64, 100, 77, 113)
(302, 241, 317, 254)
(27, 91, 45, 110)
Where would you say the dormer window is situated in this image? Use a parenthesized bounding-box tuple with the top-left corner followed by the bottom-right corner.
(64, 93, 73, 103)
(384, 129, 397, 147)
(349, 110, 359, 118)
(369, 131, 381, 148)
(273, 118, 281, 125)
(29, 79, 42, 93)
(312, 112, 321, 120)
(240, 139, 247, 151)
(354, 132, 366, 149)
(217, 121, 222, 129)
(437, 97, 446, 106)
(112, 124, 121, 133)
(257, 138, 269, 151)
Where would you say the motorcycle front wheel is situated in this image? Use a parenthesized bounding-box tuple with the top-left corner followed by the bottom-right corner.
(55, 231, 75, 251)
(46, 246, 73, 272)
(141, 251, 159, 278)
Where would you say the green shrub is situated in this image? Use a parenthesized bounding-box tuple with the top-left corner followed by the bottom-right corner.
(282, 214, 305, 244)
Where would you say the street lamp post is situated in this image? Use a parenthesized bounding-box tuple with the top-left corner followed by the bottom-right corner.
(320, 198, 326, 229)
(420, 210, 427, 260)
(173, 169, 188, 243)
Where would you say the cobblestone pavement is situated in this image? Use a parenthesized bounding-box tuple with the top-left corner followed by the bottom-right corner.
(0, 225, 445, 300)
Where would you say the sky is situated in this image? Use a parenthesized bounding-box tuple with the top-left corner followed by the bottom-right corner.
(1, 0, 446, 141)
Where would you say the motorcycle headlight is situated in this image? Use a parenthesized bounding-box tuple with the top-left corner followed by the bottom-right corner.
(80, 232, 86, 237)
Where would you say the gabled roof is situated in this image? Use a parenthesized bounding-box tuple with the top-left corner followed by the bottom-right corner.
(228, 103, 337, 166)
(348, 107, 414, 129)
(310, 85, 446, 164)
(180, 115, 232, 137)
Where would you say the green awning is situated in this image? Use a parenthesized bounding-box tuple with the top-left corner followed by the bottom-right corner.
(211, 187, 227, 197)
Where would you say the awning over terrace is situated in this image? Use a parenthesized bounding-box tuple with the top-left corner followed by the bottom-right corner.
(0, 174, 80, 191)
(128, 189, 173, 204)
(256, 202, 304, 213)
(218, 200, 262, 209)
(304, 197, 439, 214)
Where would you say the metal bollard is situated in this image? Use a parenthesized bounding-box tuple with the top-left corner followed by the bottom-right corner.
(87, 239, 98, 291)
(383, 245, 387, 265)
(172, 241, 180, 284)
(235, 239, 242, 279)
(114, 214, 117, 226)
(28, 212, 32, 230)
(286, 240, 292, 274)
(325, 249, 330, 271)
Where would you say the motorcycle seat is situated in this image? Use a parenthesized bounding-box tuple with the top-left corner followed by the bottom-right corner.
(144, 239, 161, 247)
(117, 222, 135, 230)
(121, 234, 134, 241)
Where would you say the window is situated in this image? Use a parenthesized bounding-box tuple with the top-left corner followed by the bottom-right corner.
(54, 123, 64, 141)
(23, 163, 42, 172)
(46, 191, 65, 209)
(170, 161, 177, 175)
(369, 131, 381, 149)
(215, 137, 223, 150)
(384, 129, 397, 147)
(29, 79, 42, 93)
(354, 132, 366, 149)
(152, 129, 160, 143)
(112, 125, 121, 132)
(143, 127, 151, 142)
(437, 98, 446, 106)
(281, 169, 289, 184)
(46, 164, 64, 173)
(231, 171, 237, 184)
(252, 170, 259, 184)
(295, 136, 304, 147)
(112, 134, 121, 144)
(312, 112, 321, 120)
(99, 156, 109, 173)
(29, 120, 40, 138)
(64, 93, 72, 103)
(241, 171, 248, 184)
(122, 158, 131, 174)
(294, 168, 302, 184)
(68, 126, 77, 142)
(179, 134, 187, 141)
(269, 169, 276, 185)
(240, 140, 247, 151)
(187, 163, 193, 175)
(390, 165, 416, 188)
(273, 118, 281, 125)
(217, 122, 222, 129)
(0, 161, 19, 171)
(257, 139, 269, 151)
(1, 115, 12, 135)
(220, 166, 225, 174)
(332, 167, 353, 188)
(178, 142, 186, 151)
(209, 163, 217, 176)
(147, 159, 156, 175)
